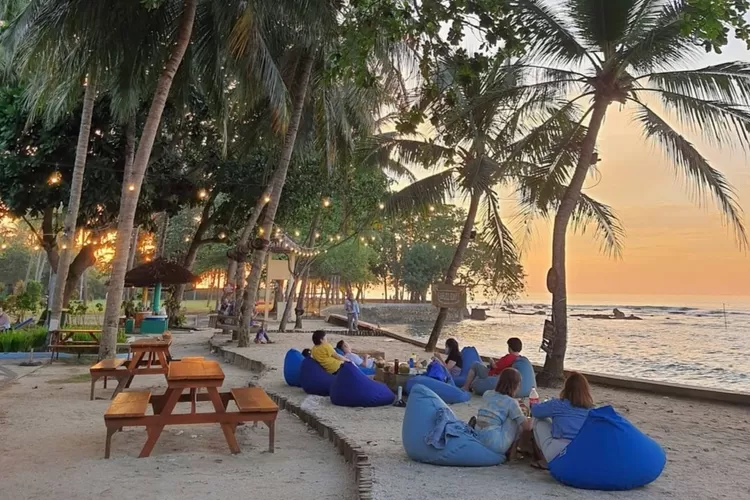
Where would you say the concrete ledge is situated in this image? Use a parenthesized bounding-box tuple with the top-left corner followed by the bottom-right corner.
(210, 339, 373, 500)
(326, 316, 750, 407)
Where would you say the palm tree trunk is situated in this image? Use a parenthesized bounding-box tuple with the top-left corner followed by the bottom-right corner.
(425, 190, 481, 352)
(99, 0, 197, 359)
(48, 80, 96, 332)
(237, 51, 315, 347)
(155, 212, 169, 257)
(538, 97, 610, 385)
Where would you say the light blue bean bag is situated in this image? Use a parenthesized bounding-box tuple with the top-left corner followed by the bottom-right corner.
(300, 357, 336, 396)
(549, 405, 666, 490)
(405, 375, 470, 404)
(470, 375, 498, 395)
(330, 362, 394, 407)
(452, 346, 481, 387)
(283, 349, 304, 387)
(512, 356, 536, 398)
(402, 385, 503, 466)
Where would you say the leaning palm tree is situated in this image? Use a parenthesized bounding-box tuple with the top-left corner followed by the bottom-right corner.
(361, 54, 624, 352)
(511, 0, 750, 383)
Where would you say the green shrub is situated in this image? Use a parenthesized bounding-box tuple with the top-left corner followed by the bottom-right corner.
(0, 326, 125, 352)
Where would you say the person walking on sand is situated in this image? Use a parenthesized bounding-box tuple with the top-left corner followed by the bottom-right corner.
(351, 297, 360, 331)
(344, 295, 355, 333)
(462, 337, 523, 391)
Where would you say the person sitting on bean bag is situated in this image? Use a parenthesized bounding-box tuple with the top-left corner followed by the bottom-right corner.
(467, 367, 532, 462)
(461, 337, 522, 391)
(335, 340, 374, 369)
(528, 371, 594, 470)
(432, 338, 462, 378)
(311, 330, 350, 374)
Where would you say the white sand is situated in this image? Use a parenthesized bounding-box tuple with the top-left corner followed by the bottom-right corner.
(0, 334, 355, 500)
(217, 322, 750, 500)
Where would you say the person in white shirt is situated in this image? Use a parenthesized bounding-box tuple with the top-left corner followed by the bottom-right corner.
(336, 340, 373, 369)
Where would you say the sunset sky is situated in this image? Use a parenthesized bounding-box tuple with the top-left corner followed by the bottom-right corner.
(404, 37, 750, 301)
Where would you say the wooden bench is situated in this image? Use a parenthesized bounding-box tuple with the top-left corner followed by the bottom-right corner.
(90, 358, 130, 400)
(104, 391, 152, 458)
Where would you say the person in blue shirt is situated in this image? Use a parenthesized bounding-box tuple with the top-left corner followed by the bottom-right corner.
(529, 371, 595, 469)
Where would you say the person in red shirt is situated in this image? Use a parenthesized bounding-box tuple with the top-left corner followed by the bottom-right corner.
(461, 337, 523, 392)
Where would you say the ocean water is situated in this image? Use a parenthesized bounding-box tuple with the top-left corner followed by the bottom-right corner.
(381, 300, 750, 392)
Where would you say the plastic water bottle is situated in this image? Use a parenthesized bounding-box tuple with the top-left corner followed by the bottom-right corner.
(409, 353, 415, 369)
(529, 387, 540, 407)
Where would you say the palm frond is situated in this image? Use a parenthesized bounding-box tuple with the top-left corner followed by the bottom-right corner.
(572, 193, 625, 257)
(633, 100, 747, 247)
(511, 0, 599, 67)
(568, 0, 636, 55)
(479, 190, 524, 286)
(356, 132, 455, 170)
(633, 88, 750, 148)
(382, 168, 456, 216)
(641, 62, 750, 102)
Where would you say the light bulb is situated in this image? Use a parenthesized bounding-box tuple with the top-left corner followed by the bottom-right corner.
(378, 202, 385, 210)
(218, 232, 226, 239)
(184, 237, 190, 242)
(429, 205, 435, 212)
(263, 195, 271, 203)
(294, 230, 300, 237)
(198, 188, 208, 199)
(48, 172, 62, 185)
(322, 198, 331, 208)
(128, 184, 135, 191)
(314, 232, 320, 239)
(1, 244, 6, 250)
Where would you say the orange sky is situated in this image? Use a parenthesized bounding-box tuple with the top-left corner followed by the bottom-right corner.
(514, 39, 750, 299)
(404, 38, 750, 300)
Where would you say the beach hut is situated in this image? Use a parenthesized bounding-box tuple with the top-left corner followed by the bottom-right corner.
(124, 258, 198, 333)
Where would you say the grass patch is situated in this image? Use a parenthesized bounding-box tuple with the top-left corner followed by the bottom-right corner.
(0, 327, 126, 352)
(46, 373, 91, 384)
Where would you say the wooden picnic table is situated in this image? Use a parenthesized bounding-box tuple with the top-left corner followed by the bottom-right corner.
(109, 338, 173, 397)
(104, 359, 278, 458)
(49, 328, 103, 361)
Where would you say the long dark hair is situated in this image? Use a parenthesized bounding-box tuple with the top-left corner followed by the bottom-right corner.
(445, 338, 459, 355)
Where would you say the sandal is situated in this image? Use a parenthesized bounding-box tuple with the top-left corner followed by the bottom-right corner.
(530, 460, 548, 470)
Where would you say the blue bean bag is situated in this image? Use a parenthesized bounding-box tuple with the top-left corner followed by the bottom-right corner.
(512, 356, 536, 398)
(402, 385, 503, 466)
(470, 375, 498, 395)
(453, 346, 481, 387)
(300, 357, 336, 396)
(283, 349, 305, 387)
(360, 366, 376, 376)
(549, 405, 666, 490)
(406, 375, 470, 404)
(330, 362, 394, 407)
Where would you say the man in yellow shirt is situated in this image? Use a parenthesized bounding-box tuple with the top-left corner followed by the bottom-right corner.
(311, 330, 350, 374)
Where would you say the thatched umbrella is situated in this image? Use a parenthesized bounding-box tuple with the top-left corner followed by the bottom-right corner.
(125, 258, 198, 312)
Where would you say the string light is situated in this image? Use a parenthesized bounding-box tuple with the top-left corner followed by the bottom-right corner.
(263, 194, 271, 203)
(1, 244, 6, 250)
(218, 232, 226, 240)
(61, 244, 67, 250)
(258, 228, 264, 235)
(314, 232, 320, 239)
(322, 197, 331, 208)
(378, 202, 385, 210)
(360, 236, 365, 242)
(33, 245, 40, 251)
(429, 205, 435, 212)
(336, 234, 341, 241)
(184, 237, 190, 242)
(48, 172, 62, 185)
(294, 230, 300, 237)
(193, 216, 202, 222)
(198, 188, 208, 199)
(128, 184, 135, 191)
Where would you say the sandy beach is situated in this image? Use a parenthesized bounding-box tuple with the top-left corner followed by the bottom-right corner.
(2, 326, 749, 500)
(0, 335, 355, 500)
(216, 321, 750, 500)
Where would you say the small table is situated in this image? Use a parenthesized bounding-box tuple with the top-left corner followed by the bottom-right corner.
(110, 338, 173, 397)
(374, 366, 424, 393)
(49, 329, 102, 361)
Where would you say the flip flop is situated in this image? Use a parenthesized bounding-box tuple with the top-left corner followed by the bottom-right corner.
(530, 460, 548, 470)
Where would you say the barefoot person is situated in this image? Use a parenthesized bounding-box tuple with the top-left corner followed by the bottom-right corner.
(311, 330, 350, 374)
(529, 372, 595, 469)
(336, 340, 373, 369)
(462, 337, 523, 391)
(468, 368, 533, 462)
(433, 338, 463, 378)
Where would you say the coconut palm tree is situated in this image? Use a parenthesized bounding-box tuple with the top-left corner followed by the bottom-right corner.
(511, 0, 750, 383)
(360, 54, 624, 352)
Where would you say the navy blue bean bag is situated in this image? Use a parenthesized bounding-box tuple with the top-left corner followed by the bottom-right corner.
(402, 385, 503, 466)
(283, 349, 304, 387)
(452, 346, 481, 387)
(300, 357, 335, 396)
(512, 356, 536, 398)
(330, 362, 394, 407)
(549, 405, 666, 490)
(405, 375, 470, 404)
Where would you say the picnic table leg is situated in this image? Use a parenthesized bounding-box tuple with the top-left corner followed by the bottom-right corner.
(206, 388, 241, 454)
(90, 377, 96, 401)
(266, 419, 275, 453)
(104, 427, 118, 459)
(139, 388, 182, 458)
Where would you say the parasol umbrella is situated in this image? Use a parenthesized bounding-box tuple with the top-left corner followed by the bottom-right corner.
(124, 258, 198, 312)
